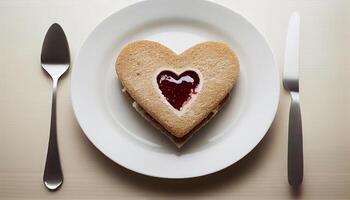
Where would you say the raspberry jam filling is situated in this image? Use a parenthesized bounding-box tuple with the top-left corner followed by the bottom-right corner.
(156, 70, 200, 110)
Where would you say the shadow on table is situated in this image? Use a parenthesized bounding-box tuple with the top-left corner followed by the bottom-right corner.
(289, 185, 303, 199)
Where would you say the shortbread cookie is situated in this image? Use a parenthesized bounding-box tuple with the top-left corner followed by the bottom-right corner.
(116, 40, 239, 147)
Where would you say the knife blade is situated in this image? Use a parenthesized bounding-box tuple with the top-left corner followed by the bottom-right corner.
(283, 12, 300, 91)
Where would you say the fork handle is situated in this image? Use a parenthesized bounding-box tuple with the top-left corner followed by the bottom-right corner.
(288, 91, 303, 186)
(43, 78, 63, 191)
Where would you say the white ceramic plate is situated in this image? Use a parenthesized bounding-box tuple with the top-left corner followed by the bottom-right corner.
(72, 0, 279, 178)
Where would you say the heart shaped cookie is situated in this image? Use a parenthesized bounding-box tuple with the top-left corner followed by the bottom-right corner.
(116, 40, 239, 147)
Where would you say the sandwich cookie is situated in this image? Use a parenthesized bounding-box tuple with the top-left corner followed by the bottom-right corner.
(116, 40, 239, 147)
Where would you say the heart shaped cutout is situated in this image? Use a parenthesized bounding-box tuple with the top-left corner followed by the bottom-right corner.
(156, 70, 200, 111)
(116, 40, 239, 139)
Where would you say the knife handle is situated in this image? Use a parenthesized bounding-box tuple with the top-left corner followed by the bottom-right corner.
(288, 91, 303, 186)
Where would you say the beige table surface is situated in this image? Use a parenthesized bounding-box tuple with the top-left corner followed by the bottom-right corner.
(1, 0, 350, 199)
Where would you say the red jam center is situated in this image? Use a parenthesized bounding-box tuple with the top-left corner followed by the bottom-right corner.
(156, 70, 200, 111)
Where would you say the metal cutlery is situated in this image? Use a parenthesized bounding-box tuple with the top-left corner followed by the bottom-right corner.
(41, 23, 70, 191)
(283, 12, 303, 186)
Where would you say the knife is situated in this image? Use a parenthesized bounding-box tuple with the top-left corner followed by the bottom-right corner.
(283, 12, 303, 186)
